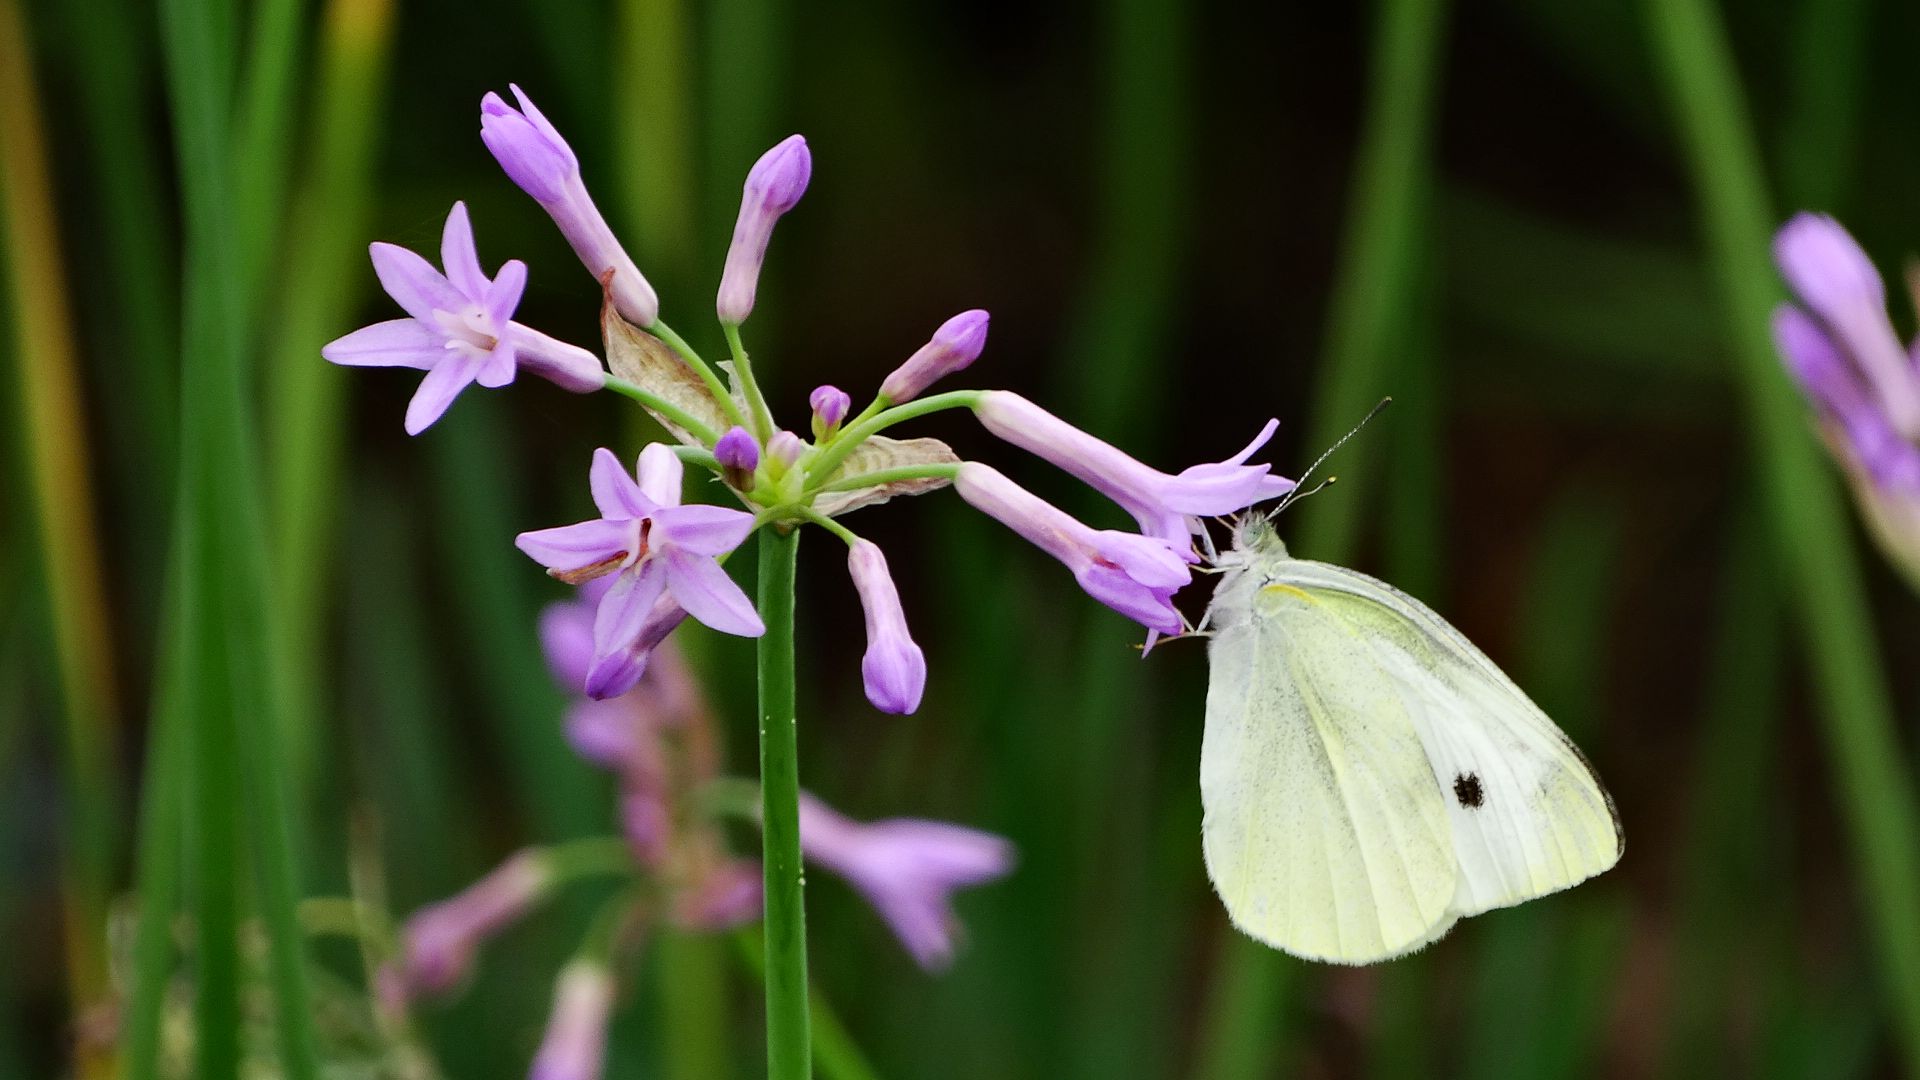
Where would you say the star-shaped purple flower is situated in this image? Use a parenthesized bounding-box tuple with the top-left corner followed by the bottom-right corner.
(517, 445, 765, 691)
(322, 202, 605, 434)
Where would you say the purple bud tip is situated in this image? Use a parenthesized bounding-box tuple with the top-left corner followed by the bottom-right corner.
(878, 310, 992, 404)
(714, 426, 760, 471)
(933, 309, 991, 360)
(745, 134, 812, 215)
(768, 430, 806, 468)
(810, 385, 851, 430)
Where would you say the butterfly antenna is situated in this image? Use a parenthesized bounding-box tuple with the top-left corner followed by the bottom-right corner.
(1271, 398, 1391, 516)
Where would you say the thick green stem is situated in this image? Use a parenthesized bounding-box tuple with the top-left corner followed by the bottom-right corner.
(757, 526, 811, 1079)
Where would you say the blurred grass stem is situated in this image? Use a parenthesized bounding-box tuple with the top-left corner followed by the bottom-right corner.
(0, 1, 122, 1069)
(1644, 0, 1920, 1068)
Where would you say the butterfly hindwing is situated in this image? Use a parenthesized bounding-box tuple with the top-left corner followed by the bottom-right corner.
(1201, 578, 1458, 964)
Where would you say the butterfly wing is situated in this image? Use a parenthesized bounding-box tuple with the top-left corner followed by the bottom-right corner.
(1275, 559, 1623, 918)
(1201, 577, 1459, 964)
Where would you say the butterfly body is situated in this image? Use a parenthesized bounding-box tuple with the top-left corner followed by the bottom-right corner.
(1201, 520, 1622, 964)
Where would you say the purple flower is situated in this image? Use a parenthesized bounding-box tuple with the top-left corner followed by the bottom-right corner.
(395, 850, 550, 997)
(1773, 216, 1920, 490)
(878, 310, 990, 404)
(718, 134, 812, 324)
(954, 463, 1190, 634)
(975, 391, 1293, 551)
(516, 445, 764, 691)
(810, 385, 851, 439)
(846, 540, 925, 714)
(480, 85, 658, 327)
(322, 202, 605, 434)
(1773, 213, 1920, 589)
(1775, 213, 1920, 440)
(530, 961, 615, 1080)
(798, 793, 1014, 970)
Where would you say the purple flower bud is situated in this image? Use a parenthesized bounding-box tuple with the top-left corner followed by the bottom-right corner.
(798, 793, 1014, 970)
(810, 385, 851, 439)
(846, 540, 925, 714)
(718, 135, 812, 324)
(954, 463, 1189, 634)
(396, 850, 551, 997)
(714, 425, 761, 489)
(480, 85, 658, 326)
(768, 429, 806, 469)
(530, 961, 615, 1080)
(672, 859, 765, 931)
(878, 310, 990, 404)
(1774, 213, 1920, 439)
(975, 391, 1293, 551)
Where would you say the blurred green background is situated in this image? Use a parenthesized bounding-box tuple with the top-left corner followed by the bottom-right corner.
(5, 0, 1920, 1075)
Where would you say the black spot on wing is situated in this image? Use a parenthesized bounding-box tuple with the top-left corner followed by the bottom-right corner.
(1453, 772, 1484, 809)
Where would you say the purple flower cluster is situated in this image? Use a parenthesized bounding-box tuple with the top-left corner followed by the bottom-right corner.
(326, 82, 1301, 717)
(331, 85, 1307, 1079)
(1772, 213, 1920, 585)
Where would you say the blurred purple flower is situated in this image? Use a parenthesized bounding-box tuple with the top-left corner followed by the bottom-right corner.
(798, 793, 1014, 970)
(394, 850, 550, 997)
(1773, 215, 1920, 588)
(846, 539, 925, 714)
(517, 446, 764, 691)
(480, 85, 658, 326)
(322, 202, 604, 434)
(878, 310, 990, 404)
(975, 391, 1293, 551)
(718, 134, 812, 324)
(671, 858, 765, 931)
(530, 961, 615, 1080)
(954, 463, 1189, 634)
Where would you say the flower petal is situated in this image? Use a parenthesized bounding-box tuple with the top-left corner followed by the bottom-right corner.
(474, 340, 518, 388)
(441, 202, 489, 299)
(589, 447, 652, 520)
(404, 359, 478, 435)
(485, 258, 528, 329)
(593, 565, 669, 658)
(514, 518, 631, 571)
(652, 504, 756, 556)
(371, 241, 465, 324)
(322, 319, 446, 369)
(661, 550, 764, 636)
(635, 443, 685, 506)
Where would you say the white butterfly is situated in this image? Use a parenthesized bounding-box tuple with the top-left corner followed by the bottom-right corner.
(1199, 516, 1622, 964)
